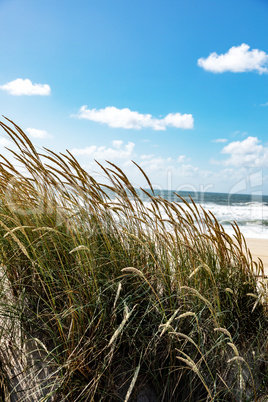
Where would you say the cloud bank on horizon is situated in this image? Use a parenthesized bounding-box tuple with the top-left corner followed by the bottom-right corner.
(0, 79, 51, 96)
(198, 44, 268, 74)
(75, 106, 194, 130)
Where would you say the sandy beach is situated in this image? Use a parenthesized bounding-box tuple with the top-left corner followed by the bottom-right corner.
(245, 238, 268, 277)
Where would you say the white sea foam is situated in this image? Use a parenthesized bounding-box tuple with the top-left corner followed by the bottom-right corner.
(140, 199, 268, 239)
(201, 202, 268, 239)
(108, 187, 268, 239)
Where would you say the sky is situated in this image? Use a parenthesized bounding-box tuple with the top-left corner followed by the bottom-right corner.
(0, 0, 267, 195)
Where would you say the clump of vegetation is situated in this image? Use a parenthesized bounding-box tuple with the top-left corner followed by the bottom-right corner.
(0, 118, 267, 401)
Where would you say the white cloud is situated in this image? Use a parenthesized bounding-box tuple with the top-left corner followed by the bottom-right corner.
(122, 160, 134, 168)
(139, 154, 198, 177)
(260, 102, 268, 107)
(75, 106, 194, 130)
(0, 78, 51, 96)
(0, 138, 11, 147)
(182, 164, 199, 177)
(212, 138, 228, 143)
(161, 113, 194, 129)
(140, 156, 174, 172)
(140, 154, 155, 160)
(198, 44, 268, 74)
(71, 141, 135, 160)
(25, 128, 52, 139)
(112, 140, 123, 149)
(177, 155, 186, 163)
(221, 136, 268, 167)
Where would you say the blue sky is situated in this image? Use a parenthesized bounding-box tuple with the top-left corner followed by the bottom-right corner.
(0, 0, 268, 194)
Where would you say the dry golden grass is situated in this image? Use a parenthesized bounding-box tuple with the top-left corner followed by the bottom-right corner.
(0, 118, 266, 401)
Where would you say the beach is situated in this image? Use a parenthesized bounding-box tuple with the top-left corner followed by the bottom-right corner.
(245, 238, 268, 276)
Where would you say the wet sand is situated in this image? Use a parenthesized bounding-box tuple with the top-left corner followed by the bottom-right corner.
(245, 238, 268, 277)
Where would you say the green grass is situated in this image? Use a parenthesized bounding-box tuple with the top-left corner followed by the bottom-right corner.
(0, 118, 267, 401)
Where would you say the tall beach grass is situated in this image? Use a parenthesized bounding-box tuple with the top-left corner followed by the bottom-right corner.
(0, 118, 267, 401)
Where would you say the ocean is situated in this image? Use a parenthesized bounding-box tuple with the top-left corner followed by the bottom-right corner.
(136, 190, 268, 239)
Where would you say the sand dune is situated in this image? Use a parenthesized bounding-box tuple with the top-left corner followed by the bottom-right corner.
(245, 238, 268, 277)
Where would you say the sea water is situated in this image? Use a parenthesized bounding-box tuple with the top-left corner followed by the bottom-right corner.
(137, 190, 268, 239)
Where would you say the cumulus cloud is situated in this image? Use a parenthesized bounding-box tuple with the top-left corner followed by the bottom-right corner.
(75, 106, 194, 130)
(221, 136, 268, 167)
(71, 141, 135, 160)
(25, 128, 52, 139)
(198, 44, 268, 74)
(0, 78, 51, 95)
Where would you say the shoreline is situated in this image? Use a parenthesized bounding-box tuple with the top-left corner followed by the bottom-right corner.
(245, 237, 268, 276)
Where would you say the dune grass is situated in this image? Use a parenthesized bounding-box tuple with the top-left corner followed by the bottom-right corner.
(0, 118, 267, 401)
